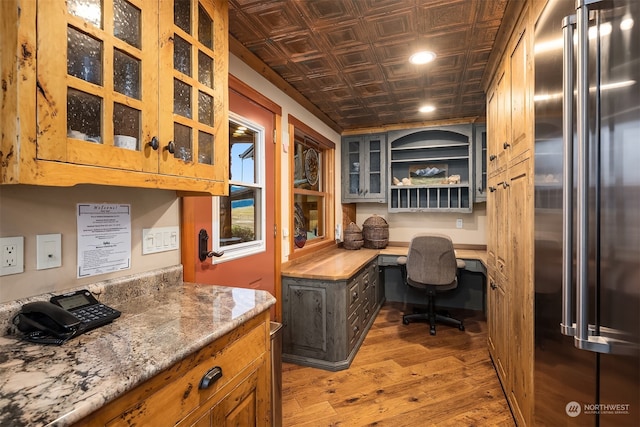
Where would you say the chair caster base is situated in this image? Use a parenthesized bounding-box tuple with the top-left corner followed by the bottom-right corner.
(402, 318, 410, 325)
(459, 324, 465, 331)
(430, 327, 436, 335)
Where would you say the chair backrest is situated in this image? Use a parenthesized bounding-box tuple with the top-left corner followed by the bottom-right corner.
(406, 233, 458, 286)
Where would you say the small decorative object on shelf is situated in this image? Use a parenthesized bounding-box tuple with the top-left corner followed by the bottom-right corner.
(343, 222, 364, 250)
(362, 215, 389, 249)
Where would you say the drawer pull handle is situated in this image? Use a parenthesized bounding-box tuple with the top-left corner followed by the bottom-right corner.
(199, 366, 223, 389)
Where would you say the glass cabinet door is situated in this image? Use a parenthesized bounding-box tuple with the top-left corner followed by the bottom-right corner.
(343, 136, 363, 199)
(158, 0, 227, 181)
(37, 0, 158, 172)
(364, 134, 386, 201)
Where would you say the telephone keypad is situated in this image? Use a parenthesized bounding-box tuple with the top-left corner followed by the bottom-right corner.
(71, 304, 120, 331)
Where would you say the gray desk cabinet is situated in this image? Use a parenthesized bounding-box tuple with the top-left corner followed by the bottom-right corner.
(282, 259, 381, 371)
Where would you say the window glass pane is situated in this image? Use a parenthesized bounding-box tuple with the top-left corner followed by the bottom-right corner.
(174, 0, 191, 33)
(67, 0, 102, 28)
(294, 194, 324, 244)
(113, 102, 140, 150)
(67, 88, 102, 142)
(294, 140, 321, 191)
(219, 185, 259, 247)
(173, 35, 191, 76)
(198, 131, 213, 164)
(230, 123, 255, 183)
(198, 91, 213, 126)
(67, 27, 103, 85)
(113, 49, 140, 99)
(198, 51, 213, 88)
(198, 4, 213, 49)
(113, 0, 141, 48)
(173, 78, 192, 118)
(174, 122, 192, 161)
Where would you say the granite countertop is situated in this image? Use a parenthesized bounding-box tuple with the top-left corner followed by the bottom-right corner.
(0, 266, 276, 427)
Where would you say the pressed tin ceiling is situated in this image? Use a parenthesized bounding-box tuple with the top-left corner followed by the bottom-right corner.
(228, 0, 514, 132)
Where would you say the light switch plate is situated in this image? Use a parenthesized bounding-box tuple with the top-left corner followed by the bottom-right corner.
(37, 233, 62, 270)
(142, 226, 180, 255)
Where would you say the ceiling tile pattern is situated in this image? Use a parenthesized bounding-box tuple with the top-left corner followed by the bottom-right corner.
(229, 0, 510, 131)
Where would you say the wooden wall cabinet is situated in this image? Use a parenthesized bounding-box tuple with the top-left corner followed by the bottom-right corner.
(387, 124, 474, 213)
(1, 0, 228, 195)
(485, 4, 534, 426)
(341, 133, 387, 203)
(281, 259, 381, 371)
(73, 312, 271, 427)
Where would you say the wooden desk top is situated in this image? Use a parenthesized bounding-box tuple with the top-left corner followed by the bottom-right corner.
(379, 247, 487, 267)
(281, 246, 487, 281)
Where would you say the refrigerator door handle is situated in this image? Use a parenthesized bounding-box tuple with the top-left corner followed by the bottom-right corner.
(560, 14, 576, 337)
(574, 0, 610, 354)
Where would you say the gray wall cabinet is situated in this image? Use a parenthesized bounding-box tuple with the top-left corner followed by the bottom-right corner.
(282, 259, 382, 371)
(341, 134, 387, 203)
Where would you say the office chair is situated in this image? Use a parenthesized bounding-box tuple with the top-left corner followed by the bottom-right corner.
(398, 233, 465, 335)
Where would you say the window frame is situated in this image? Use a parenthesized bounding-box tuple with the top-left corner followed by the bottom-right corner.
(211, 111, 266, 262)
(288, 115, 336, 258)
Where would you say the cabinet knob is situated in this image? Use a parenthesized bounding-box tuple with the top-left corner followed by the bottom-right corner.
(490, 281, 497, 290)
(503, 142, 511, 150)
(199, 366, 223, 389)
(489, 186, 497, 192)
(165, 140, 176, 154)
(489, 154, 497, 161)
(502, 181, 510, 189)
(148, 136, 159, 151)
(352, 291, 358, 300)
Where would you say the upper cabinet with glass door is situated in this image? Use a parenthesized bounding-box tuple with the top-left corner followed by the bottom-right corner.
(341, 133, 387, 203)
(0, 0, 228, 194)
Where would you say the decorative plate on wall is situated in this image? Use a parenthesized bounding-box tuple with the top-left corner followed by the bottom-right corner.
(294, 202, 307, 248)
(304, 148, 319, 187)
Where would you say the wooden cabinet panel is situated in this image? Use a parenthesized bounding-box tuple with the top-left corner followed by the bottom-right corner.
(509, 29, 530, 165)
(486, 5, 534, 426)
(508, 158, 534, 425)
(2, 0, 228, 194)
(74, 312, 271, 427)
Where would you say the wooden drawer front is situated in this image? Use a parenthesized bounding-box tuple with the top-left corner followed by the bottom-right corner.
(105, 323, 267, 427)
(348, 278, 361, 315)
(348, 310, 361, 351)
(361, 296, 373, 325)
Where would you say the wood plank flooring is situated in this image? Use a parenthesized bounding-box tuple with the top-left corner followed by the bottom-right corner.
(282, 302, 515, 427)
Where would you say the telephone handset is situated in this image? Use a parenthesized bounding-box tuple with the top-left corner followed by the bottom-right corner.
(13, 290, 121, 345)
(13, 301, 81, 345)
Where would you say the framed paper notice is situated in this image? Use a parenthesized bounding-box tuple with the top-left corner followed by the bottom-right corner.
(77, 204, 131, 278)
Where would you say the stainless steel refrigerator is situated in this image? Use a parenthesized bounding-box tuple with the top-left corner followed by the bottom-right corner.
(534, 0, 640, 425)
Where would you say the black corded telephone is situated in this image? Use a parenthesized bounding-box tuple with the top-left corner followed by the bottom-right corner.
(12, 290, 121, 345)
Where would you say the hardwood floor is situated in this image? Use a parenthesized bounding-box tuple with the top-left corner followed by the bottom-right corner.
(282, 302, 515, 427)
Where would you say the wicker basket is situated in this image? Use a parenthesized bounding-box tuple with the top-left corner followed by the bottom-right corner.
(343, 222, 364, 250)
(362, 215, 389, 249)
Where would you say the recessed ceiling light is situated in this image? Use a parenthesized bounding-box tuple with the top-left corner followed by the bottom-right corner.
(419, 105, 436, 113)
(409, 51, 436, 65)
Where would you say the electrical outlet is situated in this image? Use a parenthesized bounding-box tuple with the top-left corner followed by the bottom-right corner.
(456, 218, 463, 229)
(1, 236, 24, 276)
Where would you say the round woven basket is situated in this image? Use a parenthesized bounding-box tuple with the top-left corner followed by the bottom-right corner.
(362, 215, 389, 249)
(343, 222, 364, 250)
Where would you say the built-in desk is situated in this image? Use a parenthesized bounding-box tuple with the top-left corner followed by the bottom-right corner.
(378, 246, 487, 312)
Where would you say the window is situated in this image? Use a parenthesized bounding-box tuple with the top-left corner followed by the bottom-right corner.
(212, 113, 265, 260)
(289, 116, 335, 254)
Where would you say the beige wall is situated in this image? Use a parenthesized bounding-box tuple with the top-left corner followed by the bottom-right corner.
(0, 55, 487, 304)
(355, 203, 487, 246)
(0, 185, 180, 303)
